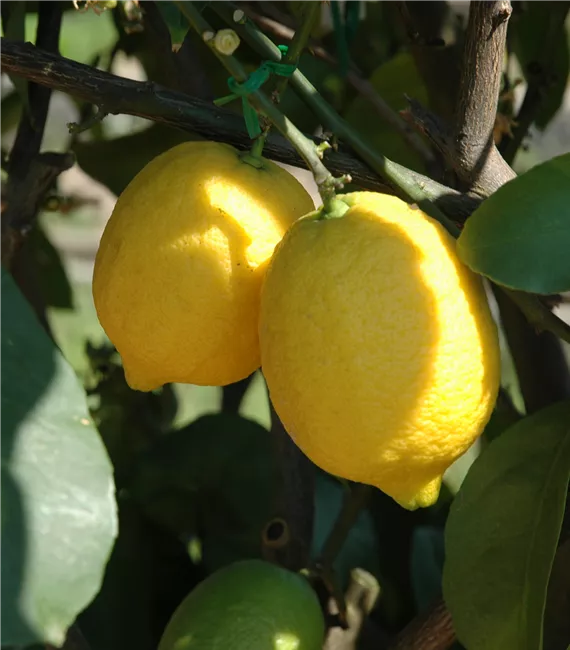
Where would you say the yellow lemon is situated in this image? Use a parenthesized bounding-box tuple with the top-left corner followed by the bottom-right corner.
(158, 560, 325, 650)
(259, 192, 501, 510)
(92, 141, 314, 391)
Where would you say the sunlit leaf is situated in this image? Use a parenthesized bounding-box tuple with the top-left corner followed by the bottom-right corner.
(1, 268, 117, 647)
(457, 153, 570, 294)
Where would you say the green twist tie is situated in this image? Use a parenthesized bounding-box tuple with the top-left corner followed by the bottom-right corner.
(214, 45, 296, 138)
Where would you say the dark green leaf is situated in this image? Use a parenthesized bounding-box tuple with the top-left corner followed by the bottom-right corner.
(78, 501, 156, 650)
(510, 2, 570, 130)
(344, 53, 429, 174)
(311, 473, 381, 590)
(73, 124, 192, 196)
(457, 153, 570, 294)
(411, 526, 445, 612)
(156, 2, 189, 51)
(443, 401, 570, 650)
(129, 413, 278, 571)
(29, 224, 73, 310)
(1, 268, 118, 647)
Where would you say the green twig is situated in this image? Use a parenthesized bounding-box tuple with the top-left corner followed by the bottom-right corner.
(214, 2, 460, 237)
(175, 1, 344, 204)
(318, 483, 372, 567)
(312, 483, 373, 624)
(216, 3, 570, 347)
(272, 2, 320, 102)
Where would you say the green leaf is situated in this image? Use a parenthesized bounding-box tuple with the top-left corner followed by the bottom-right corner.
(73, 124, 192, 196)
(156, 2, 189, 51)
(1, 268, 118, 647)
(29, 224, 74, 310)
(411, 526, 445, 612)
(443, 400, 570, 650)
(344, 53, 429, 174)
(78, 501, 157, 650)
(129, 413, 278, 571)
(311, 473, 381, 591)
(510, 2, 570, 130)
(457, 153, 570, 294)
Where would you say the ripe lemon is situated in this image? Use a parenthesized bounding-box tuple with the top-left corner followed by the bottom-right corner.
(259, 192, 501, 510)
(92, 141, 314, 391)
(158, 559, 325, 650)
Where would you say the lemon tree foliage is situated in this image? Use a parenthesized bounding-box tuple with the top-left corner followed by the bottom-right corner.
(443, 401, 570, 650)
(129, 413, 279, 572)
(458, 153, 570, 294)
(1, 268, 118, 648)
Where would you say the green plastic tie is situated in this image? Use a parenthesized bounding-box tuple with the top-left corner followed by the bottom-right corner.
(214, 45, 296, 138)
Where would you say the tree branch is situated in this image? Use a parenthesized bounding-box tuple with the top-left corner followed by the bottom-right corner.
(454, 1, 515, 193)
(262, 402, 315, 572)
(0, 38, 480, 222)
(2, 5, 73, 269)
(240, 5, 437, 169)
(387, 598, 455, 650)
(402, 1, 516, 197)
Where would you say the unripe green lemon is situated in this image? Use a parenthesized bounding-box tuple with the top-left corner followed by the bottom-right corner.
(92, 141, 314, 391)
(259, 192, 501, 510)
(158, 560, 325, 650)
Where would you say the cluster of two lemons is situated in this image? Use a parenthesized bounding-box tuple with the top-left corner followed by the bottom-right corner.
(93, 140, 500, 509)
(93, 141, 500, 648)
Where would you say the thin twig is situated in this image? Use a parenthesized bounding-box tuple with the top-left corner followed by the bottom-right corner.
(213, 3, 460, 235)
(0, 38, 480, 222)
(318, 484, 372, 570)
(271, 3, 319, 102)
(313, 483, 373, 625)
(175, 1, 345, 204)
(240, 5, 436, 168)
(2, 4, 71, 268)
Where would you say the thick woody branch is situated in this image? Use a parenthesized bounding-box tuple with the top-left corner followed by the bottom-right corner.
(387, 598, 455, 650)
(402, 1, 516, 197)
(0, 39, 480, 222)
(454, 1, 515, 193)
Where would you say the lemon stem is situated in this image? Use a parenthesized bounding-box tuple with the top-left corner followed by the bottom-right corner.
(248, 128, 268, 162)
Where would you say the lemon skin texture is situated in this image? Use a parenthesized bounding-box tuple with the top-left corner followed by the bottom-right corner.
(157, 559, 325, 650)
(259, 192, 501, 510)
(92, 141, 314, 391)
